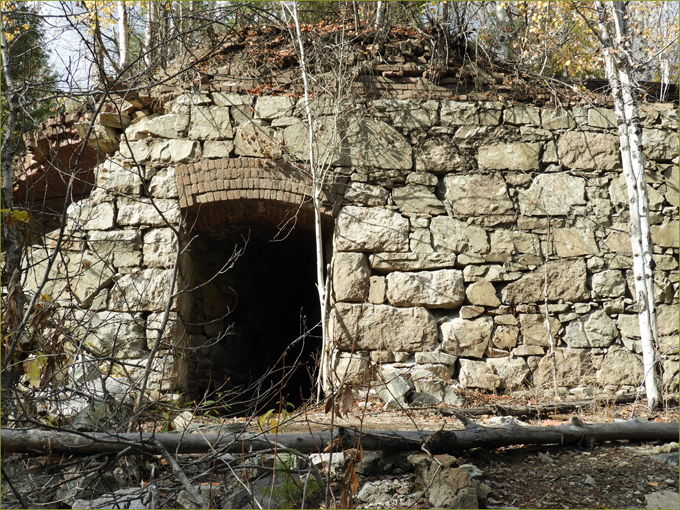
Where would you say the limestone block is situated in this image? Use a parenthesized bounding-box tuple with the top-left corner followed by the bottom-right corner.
(587, 108, 617, 129)
(334, 206, 409, 252)
(465, 281, 500, 307)
(654, 253, 679, 271)
(330, 303, 438, 352)
(441, 174, 514, 215)
(23, 248, 114, 305)
(608, 173, 665, 210)
(519, 314, 561, 347)
(477, 143, 541, 171)
(414, 352, 458, 365)
(512, 345, 545, 357)
(346, 118, 413, 170)
(430, 216, 489, 255)
(369, 252, 457, 271)
(146, 311, 186, 348)
(143, 228, 178, 268)
(150, 139, 201, 163)
(368, 276, 386, 304)
(370, 99, 438, 130)
(504, 105, 541, 126)
(377, 373, 414, 407)
(147, 167, 179, 199)
(332, 252, 370, 302)
(88, 230, 142, 268)
(415, 137, 469, 174)
(596, 347, 644, 387)
(592, 270, 626, 298)
(255, 96, 295, 120)
(487, 357, 530, 391)
(462, 264, 515, 282)
(392, 185, 446, 215)
(67, 200, 116, 231)
(343, 182, 389, 206)
(565, 310, 620, 348)
(643, 128, 679, 161)
(147, 114, 189, 138)
(501, 259, 588, 304)
(124, 113, 158, 140)
(533, 348, 594, 387)
(407, 172, 439, 186)
(188, 106, 234, 140)
(492, 325, 519, 350)
(95, 159, 143, 195)
(458, 359, 500, 391)
(518, 173, 586, 216)
(657, 304, 679, 335)
(235, 121, 281, 158)
(651, 221, 679, 248)
(83, 311, 146, 358)
(334, 353, 370, 385)
(541, 109, 577, 130)
(76, 123, 119, 153)
(441, 101, 501, 126)
(602, 231, 632, 255)
(120, 138, 153, 163)
(171, 92, 212, 107)
(212, 92, 253, 107)
(557, 131, 620, 170)
(460, 305, 484, 319)
(441, 317, 493, 358)
(202, 140, 234, 159)
(386, 269, 465, 309)
(489, 230, 541, 260)
(552, 228, 599, 257)
(617, 314, 640, 339)
(116, 198, 180, 227)
(410, 228, 434, 254)
(110, 268, 175, 312)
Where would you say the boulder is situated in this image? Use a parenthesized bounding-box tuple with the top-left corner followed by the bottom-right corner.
(487, 357, 530, 391)
(334, 206, 409, 252)
(501, 259, 588, 304)
(519, 173, 586, 216)
(643, 128, 679, 161)
(441, 174, 514, 215)
(553, 228, 600, 257)
(596, 347, 644, 386)
(376, 373, 414, 408)
(386, 269, 465, 308)
(147, 114, 189, 139)
(591, 270, 626, 298)
(255, 96, 295, 120)
(557, 131, 620, 170)
(492, 324, 519, 350)
(334, 352, 370, 385)
(343, 182, 389, 206)
(441, 317, 493, 358)
(188, 106, 234, 140)
(477, 143, 541, 171)
(565, 310, 620, 348)
(392, 185, 446, 215)
(332, 252, 370, 302)
(415, 136, 470, 174)
(330, 303, 438, 352)
(430, 216, 489, 255)
(657, 304, 679, 335)
(519, 314, 562, 347)
(465, 281, 500, 307)
(458, 358, 500, 391)
(651, 221, 679, 248)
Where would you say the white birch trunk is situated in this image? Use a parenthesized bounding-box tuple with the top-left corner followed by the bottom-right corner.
(595, 1, 660, 409)
(144, 1, 158, 66)
(495, 1, 508, 60)
(375, 1, 383, 29)
(286, 2, 331, 400)
(117, 1, 129, 69)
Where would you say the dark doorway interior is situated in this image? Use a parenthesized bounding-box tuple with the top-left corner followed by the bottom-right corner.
(186, 218, 322, 412)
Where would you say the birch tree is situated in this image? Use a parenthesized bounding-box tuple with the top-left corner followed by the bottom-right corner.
(592, 1, 661, 409)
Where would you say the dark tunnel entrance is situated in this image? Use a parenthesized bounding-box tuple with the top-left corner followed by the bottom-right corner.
(184, 201, 329, 413)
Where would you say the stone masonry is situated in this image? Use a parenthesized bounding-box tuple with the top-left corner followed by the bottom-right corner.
(22, 85, 679, 405)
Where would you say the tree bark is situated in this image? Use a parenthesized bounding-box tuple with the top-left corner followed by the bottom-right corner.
(3, 418, 677, 456)
(594, 1, 661, 409)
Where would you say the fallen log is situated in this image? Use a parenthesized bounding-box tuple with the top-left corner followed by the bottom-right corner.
(440, 393, 639, 418)
(2, 416, 677, 456)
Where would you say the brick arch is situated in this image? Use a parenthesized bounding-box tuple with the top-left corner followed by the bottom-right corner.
(175, 157, 348, 221)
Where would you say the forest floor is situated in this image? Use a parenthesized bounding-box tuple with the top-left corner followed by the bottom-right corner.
(214, 389, 680, 509)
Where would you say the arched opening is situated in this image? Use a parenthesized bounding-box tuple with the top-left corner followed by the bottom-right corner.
(183, 199, 331, 412)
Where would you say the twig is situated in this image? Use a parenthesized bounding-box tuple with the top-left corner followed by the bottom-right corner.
(149, 437, 207, 509)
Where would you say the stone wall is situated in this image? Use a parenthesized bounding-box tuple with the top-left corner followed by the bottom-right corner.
(24, 89, 679, 404)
